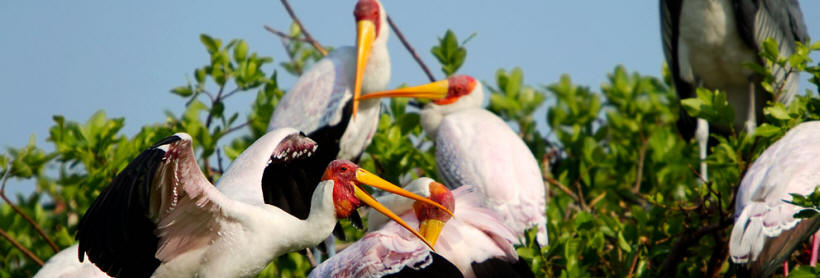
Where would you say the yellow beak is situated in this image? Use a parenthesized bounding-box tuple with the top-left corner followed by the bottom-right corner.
(418, 219, 446, 247)
(357, 79, 451, 101)
(353, 20, 377, 118)
(354, 169, 454, 217)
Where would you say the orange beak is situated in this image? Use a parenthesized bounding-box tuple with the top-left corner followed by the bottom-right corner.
(357, 79, 450, 101)
(353, 168, 454, 251)
(352, 19, 377, 118)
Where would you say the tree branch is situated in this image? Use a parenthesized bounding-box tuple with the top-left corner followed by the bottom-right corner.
(632, 135, 649, 193)
(0, 170, 59, 253)
(264, 25, 315, 44)
(280, 0, 327, 56)
(0, 227, 44, 266)
(387, 15, 436, 82)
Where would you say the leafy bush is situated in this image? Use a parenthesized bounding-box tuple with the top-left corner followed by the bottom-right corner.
(2, 22, 820, 278)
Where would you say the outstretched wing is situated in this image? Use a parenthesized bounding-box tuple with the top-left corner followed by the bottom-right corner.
(77, 133, 231, 277)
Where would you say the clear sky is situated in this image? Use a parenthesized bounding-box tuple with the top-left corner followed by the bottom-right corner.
(1, 1, 819, 193)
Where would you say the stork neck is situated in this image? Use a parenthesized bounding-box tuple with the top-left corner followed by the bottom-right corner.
(286, 181, 338, 251)
(361, 41, 390, 95)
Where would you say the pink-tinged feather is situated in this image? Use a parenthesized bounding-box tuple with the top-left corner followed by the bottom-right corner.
(146, 136, 228, 263)
(310, 186, 518, 278)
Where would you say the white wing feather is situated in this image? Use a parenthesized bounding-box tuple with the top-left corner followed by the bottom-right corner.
(268, 48, 356, 134)
(730, 121, 820, 262)
(435, 109, 548, 245)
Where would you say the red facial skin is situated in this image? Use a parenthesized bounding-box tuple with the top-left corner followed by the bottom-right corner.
(354, 0, 381, 35)
(434, 75, 477, 105)
(413, 182, 455, 222)
(322, 160, 364, 218)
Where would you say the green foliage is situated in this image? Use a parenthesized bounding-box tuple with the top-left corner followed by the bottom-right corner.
(3, 23, 820, 278)
(279, 23, 327, 76)
(430, 29, 473, 77)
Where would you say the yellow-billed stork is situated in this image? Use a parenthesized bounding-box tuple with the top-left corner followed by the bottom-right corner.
(358, 75, 549, 246)
(310, 178, 532, 278)
(75, 128, 450, 277)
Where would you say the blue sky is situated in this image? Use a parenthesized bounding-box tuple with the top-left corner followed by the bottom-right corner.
(1, 1, 819, 193)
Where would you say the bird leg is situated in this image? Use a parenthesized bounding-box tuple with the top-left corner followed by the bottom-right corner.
(784, 261, 789, 276)
(812, 230, 820, 267)
(696, 118, 709, 182)
(745, 80, 756, 134)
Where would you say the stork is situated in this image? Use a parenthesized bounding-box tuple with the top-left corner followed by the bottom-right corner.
(358, 75, 549, 246)
(266, 0, 391, 255)
(75, 128, 451, 277)
(659, 0, 810, 180)
(310, 178, 531, 278)
(730, 121, 820, 277)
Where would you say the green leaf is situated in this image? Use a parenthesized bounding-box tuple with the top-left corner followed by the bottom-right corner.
(234, 40, 248, 62)
(170, 85, 193, 97)
(200, 34, 221, 54)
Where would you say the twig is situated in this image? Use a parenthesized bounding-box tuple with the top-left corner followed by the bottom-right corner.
(544, 176, 579, 203)
(304, 248, 317, 267)
(659, 216, 732, 273)
(0, 228, 44, 266)
(387, 15, 436, 82)
(632, 136, 649, 193)
(221, 121, 249, 137)
(589, 192, 607, 208)
(0, 170, 59, 252)
(574, 179, 588, 210)
(626, 251, 640, 278)
(216, 149, 225, 175)
(280, 0, 327, 56)
(263, 25, 315, 44)
(221, 87, 242, 100)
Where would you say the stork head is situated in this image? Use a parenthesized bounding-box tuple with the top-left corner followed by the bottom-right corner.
(356, 74, 484, 113)
(320, 160, 452, 250)
(352, 0, 388, 118)
(408, 178, 455, 247)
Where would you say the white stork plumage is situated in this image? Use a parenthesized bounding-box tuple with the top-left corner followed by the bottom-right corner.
(730, 121, 820, 277)
(310, 178, 531, 278)
(265, 0, 391, 253)
(74, 128, 450, 277)
(358, 75, 549, 246)
(33, 244, 109, 278)
(660, 0, 810, 180)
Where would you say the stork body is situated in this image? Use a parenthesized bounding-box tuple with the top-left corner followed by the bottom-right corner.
(265, 1, 391, 250)
(358, 75, 548, 246)
(75, 129, 445, 277)
(730, 121, 820, 277)
(660, 0, 809, 180)
(311, 179, 530, 278)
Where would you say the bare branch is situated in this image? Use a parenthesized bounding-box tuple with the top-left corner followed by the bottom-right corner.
(304, 248, 317, 267)
(632, 136, 649, 193)
(0, 170, 59, 252)
(264, 25, 315, 44)
(387, 15, 436, 82)
(221, 121, 249, 137)
(544, 176, 579, 204)
(280, 0, 328, 56)
(0, 227, 44, 266)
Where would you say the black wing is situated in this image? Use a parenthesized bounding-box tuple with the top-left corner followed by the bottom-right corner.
(471, 257, 535, 278)
(76, 135, 182, 278)
(384, 252, 465, 278)
(262, 100, 362, 236)
(660, 0, 698, 141)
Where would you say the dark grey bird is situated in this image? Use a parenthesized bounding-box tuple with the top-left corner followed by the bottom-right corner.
(660, 0, 810, 180)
